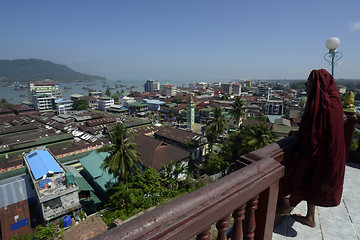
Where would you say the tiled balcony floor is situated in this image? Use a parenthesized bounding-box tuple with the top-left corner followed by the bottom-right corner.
(273, 162, 360, 240)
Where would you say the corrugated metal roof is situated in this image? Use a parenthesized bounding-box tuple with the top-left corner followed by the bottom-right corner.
(79, 151, 116, 191)
(0, 175, 35, 208)
(24, 150, 63, 180)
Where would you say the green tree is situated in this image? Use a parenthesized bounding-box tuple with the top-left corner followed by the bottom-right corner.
(34, 224, 57, 240)
(209, 107, 228, 136)
(228, 96, 247, 129)
(205, 126, 218, 153)
(173, 98, 182, 104)
(220, 124, 276, 163)
(176, 114, 183, 124)
(111, 94, 120, 101)
(186, 139, 199, 149)
(0, 98, 14, 109)
(203, 153, 229, 175)
(242, 123, 275, 150)
(98, 123, 141, 183)
(105, 88, 111, 97)
(72, 99, 88, 110)
(221, 94, 231, 101)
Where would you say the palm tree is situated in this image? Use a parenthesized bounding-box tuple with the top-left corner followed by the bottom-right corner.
(161, 161, 188, 189)
(98, 123, 141, 183)
(242, 123, 275, 150)
(205, 127, 218, 153)
(210, 107, 228, 136)
(228, 96, 247, 129)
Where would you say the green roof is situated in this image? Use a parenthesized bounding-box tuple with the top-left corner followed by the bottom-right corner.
(65, 165, 94, 191)
(130, 101, 148, 107)
(0, 168, 26, 181)
(79, 150, 116, 191)
(166, 103, 177, 107)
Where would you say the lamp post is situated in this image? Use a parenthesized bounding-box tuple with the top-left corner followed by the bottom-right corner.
(324, 37, 342, 78)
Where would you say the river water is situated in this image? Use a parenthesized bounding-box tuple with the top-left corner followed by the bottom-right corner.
(0, 79, 146, 104)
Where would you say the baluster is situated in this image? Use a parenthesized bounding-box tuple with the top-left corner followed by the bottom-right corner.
(245, 196, 259, 240)
(216, 216, 230, 240)
(197, 227, 211, 240)
(231, 204, 246, 240)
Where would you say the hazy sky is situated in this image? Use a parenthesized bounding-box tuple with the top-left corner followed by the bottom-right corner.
(1, 0, 360, 82)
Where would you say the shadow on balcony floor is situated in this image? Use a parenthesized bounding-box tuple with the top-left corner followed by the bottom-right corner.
(273, 163, 360, 239)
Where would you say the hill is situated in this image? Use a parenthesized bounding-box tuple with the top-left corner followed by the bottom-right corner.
(0, 59, 106, 82)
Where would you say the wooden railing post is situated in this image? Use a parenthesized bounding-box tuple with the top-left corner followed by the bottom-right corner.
(254, 182, 280, 240)
(92, 157, 285, 240)
(231, 205, 246, 240)
(216, 216, 230, 240)
(197, 227, 211, 240)
(245, 197, 259, 240)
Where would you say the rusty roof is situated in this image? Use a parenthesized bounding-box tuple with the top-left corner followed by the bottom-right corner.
(133, 135, 190, 171)
(154, 127, 205, 146)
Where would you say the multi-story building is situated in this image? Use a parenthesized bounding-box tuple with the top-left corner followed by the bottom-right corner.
(265, 100, 284, 115)
(29, 82, 62, 100)
(29, 82, 62, 112)
(256, 86, 271, 98)
(32, 94, 56, 112)
(162, 85, 176, 96)
(23, 148, 81, 223)
(55, 99, 73, 114)
(118, 96, 135, 107)
(221, 83, 232, 95)
(244, 80, 252, 87)
(144, 79, 160, 93)
(97, 97, 114, 111)
(143, 99, 165, 111)
(196, 82, 208, 90)
(232, 83, 241, 96)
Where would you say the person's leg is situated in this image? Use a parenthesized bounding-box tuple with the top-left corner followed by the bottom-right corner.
(293, 202, 316, 228)
(276, 197, 291, 216)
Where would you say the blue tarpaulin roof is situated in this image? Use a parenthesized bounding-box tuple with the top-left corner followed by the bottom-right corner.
(25, 150, 63, 180)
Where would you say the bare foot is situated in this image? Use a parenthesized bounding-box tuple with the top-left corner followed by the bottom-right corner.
(292, 214, 316, 228)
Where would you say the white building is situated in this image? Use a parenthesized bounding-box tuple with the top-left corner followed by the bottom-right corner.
(55, 99, 73, 114)
(32, 94, 56, 112)
(29, 82, 62, 100)
(118, 96, 136, 107)
(143, 99, 165, 111)
(97, 97, 114, 111)
(29, 82, 62, 112)
(196, 82, 208, 90)
(162, 85, 177, 96)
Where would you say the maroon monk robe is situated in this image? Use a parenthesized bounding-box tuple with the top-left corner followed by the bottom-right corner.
(279, 69, 346, 207)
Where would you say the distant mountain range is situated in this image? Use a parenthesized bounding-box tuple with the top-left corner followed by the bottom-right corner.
(0, 59, 106, 82)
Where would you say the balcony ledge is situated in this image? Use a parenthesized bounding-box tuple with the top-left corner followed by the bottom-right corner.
(273, 162, 360, 239)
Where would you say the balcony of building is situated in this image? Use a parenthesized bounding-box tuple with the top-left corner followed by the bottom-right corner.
(92, 111, 360, 240)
